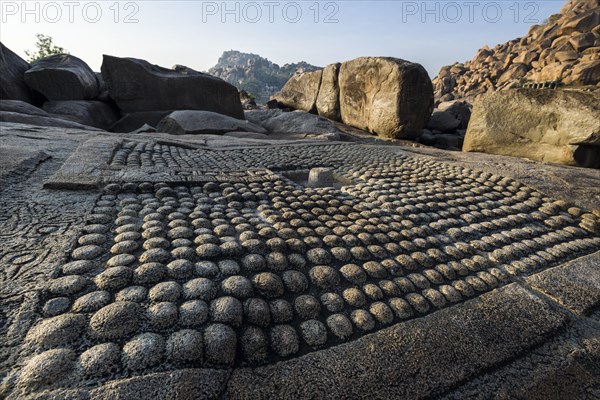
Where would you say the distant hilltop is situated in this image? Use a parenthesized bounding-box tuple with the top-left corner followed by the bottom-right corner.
(208, 50, 321, 103)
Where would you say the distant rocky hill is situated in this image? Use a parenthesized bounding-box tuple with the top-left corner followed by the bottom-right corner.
(207, 50, 321, 103)
(433, 0, 600, 101)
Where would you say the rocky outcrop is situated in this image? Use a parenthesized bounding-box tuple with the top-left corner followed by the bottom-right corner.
(433, 0, 600, 101)
(426, 110, 461, 132)
(271, 57, 433, 139)
(156, 110, 267, 135)
(0, 111, 100, 130)
(271, 70, 323, 113)
(24, 54, 99, 100)
(437, 100, 471, 129)
(245, 109, 342, 137)
(0, 99, 104, 130)
(42, 101, 120, 130)
(0, 43, 33, 103)
(110, 111, 172, 133)
(417, 99, 472, 150)
(463, 89, 600, 168)
(101, 55, 244, 119)
(207, 50, 321, 103)
(0, 100, 48, 117)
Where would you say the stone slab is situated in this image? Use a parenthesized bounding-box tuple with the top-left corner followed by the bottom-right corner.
(44, 137, 120, 189)
(224, 283, 567, 399)
(0, 146, 49, 191)
(1, 122, 600, 399)
(526, 250, 600, 315)
(12, 368, 230, 400)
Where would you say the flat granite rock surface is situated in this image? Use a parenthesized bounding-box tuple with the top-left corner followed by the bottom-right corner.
(0, 122, 599, 399)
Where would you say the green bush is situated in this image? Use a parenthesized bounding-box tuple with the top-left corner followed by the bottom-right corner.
(25, 34, 68, 63)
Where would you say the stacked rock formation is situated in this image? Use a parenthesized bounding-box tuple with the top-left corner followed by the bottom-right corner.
(433, 0, 600, 101)
(0, 45, 245, 133)
(271, 57, 434, 140)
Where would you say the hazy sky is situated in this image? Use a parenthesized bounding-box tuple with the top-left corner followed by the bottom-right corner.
(1, 1, 565, 76)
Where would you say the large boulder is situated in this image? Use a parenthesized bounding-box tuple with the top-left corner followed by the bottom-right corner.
(0, 43, 33, 103)
(101, 55, 244, 119)
(463, 89, 600, 168)
(426, 110, 460, 132)
(23, 54, 99, 100)
(497, 63, 529, 85)
(565, 60, 600, 85)
(271, 70, 323, 113)
(270, 57, 433, 139)
(42, 100, 119, 130)
(437, 100, 472, 129)
(0, 99, 100, 130)
(338, 57, 433, 139)
(245, 109, 342, 135)
(156, 110, 267, 135)
(316, 63, 341, 121)
(0, 111, 101, 130)
(0, 100, 48, 117)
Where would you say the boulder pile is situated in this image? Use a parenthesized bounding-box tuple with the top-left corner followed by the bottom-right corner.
(0, 44, 245, 134)
(418, 100, 472, 150)
(433, 0, 600, 101)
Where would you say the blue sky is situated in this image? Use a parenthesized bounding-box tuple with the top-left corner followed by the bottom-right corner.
(1, 1, 564, 76)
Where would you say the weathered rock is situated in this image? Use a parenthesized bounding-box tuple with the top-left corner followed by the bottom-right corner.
(497, 63, 529, 85)
(513, 51, 539, 65)
(101, 55, 244, 118)
(565, 60, 600, 85)
(559, 8, 600, 36)
(463, 89, 600, 168)
(569, 32, 597, 51)
(427, 110, 460, 132)
(431, 133, 464, 150)
(156, 110, 267, 135)
(24, 54, 99, 100)
(339, 57, 433, 139)
(437, 100, 472, 129)
(129, 124, 157, 134)
(245, 109, 342, 135)
(536, 62, 571, 81)
(223, 131, 269, 140)
(0, 42, 33, 103)
(0, 100, 48, 117)
(271, 70, 323, 113)
(43, 100, 119, 130)
(316, 63, 341, 120)
(0, 111, 101, 130)
(109, 111, 171, 133)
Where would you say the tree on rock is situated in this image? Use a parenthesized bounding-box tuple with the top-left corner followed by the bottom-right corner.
(25, 34, 68, 62)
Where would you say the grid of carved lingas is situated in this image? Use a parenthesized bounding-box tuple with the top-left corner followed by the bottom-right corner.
(21, 146, 600, 391)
